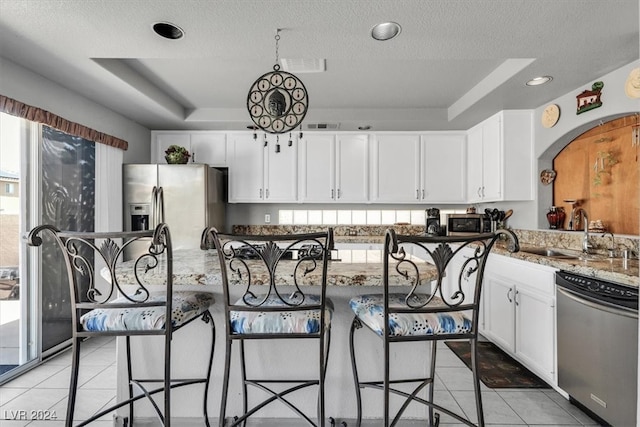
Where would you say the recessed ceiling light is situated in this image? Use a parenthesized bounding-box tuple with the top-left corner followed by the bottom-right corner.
(358, 125, 372, 131)
(371, 22, 401, 41)
(152, 22, 184, 40)
(526, 76, 553, 86)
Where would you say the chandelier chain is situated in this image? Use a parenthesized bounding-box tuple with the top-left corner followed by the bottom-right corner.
(274, 29, 281, 67)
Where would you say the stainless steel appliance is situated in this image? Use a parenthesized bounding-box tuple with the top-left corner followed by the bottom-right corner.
(123, 164, 226, 259)
(556, 271, 638, 426)
(446, 213, 492, 236)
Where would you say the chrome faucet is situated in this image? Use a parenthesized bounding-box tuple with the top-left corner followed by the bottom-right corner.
(602, 232, 615, 257)
(572, 208, 591, 253)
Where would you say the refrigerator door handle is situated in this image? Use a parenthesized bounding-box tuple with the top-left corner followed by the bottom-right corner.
(151, 186, 158, 227)
(157, 187, 165, 224)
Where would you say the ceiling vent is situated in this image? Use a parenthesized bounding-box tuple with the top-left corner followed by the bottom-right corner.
(280, 58, 326, 73)
(306, 123, 340, 130)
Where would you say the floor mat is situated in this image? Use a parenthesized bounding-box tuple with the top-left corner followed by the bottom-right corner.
(445, 341, 550, 389)
(0, 365, 18, 375)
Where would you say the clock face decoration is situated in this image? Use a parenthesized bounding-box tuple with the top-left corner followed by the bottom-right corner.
(542, 104, 560, 128)
(247, 65, 309, 134)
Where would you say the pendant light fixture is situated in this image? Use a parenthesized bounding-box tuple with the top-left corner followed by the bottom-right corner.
(247, 29, 309, 151)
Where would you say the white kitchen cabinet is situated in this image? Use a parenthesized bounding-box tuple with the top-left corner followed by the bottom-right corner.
(371, 134, 421, 202)
(228, 133, 297, 203)
(482, 255, 557, 384)
(371, 133, 466, 203)
(298, 133, 369, 202)
(421, 133, 466, 202)
(466, 110, 533, 203)
(151, 131, 228, 166)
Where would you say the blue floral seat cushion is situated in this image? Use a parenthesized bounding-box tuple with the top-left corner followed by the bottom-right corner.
(80, 292, 214, 332)
(349, 293, 472, 337)
(230, 294, 333, 334)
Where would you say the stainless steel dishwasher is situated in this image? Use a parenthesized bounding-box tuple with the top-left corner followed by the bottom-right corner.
(556, 271, 638, 426)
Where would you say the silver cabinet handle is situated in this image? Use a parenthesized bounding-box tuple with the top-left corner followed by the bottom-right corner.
(515, 290, 519, 306)
(266, 188, 269, 199)
(482, 186, 485, 197)
(416, 189, 419, 199)
(422, 189, 425, 199)
(337, 188, 341, 199)
(477, 187, 482, 197)
(331, 189, 334, 199)
(259, 188, 263, 198)
(507, 288, 513, 303)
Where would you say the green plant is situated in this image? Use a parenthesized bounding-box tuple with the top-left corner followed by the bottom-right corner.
(164, 145, 191, 164)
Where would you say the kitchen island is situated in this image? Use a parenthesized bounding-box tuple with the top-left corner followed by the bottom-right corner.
(114, 247, 442, 423)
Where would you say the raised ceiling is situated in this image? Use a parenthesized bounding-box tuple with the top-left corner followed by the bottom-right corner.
(0, 0, 638, 131)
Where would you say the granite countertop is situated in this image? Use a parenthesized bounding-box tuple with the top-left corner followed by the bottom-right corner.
(111, 248, 438, 288)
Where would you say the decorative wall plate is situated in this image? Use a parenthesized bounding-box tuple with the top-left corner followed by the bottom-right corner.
(625, 67, 640, 99)
(540, 169, 556, 185)
(541, 104, 560, 128)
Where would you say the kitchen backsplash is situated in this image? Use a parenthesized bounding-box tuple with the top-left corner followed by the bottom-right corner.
(232, 225, 639, 256)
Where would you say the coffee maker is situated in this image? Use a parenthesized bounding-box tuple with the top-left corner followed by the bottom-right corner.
(425, 208, 441, 235)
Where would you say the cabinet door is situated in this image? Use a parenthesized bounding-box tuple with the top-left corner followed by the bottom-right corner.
(336, 134, 369, 202)
(154, 133, 191, 164)
(190, 132, 227, 166)
(515, 286, 555, 381)
(228, 134, 264, 202)
(299, 134, 335, 202)
(481, 115, 502, 201)
(371, 134, 420, 202)
(466, 125, 483, 203)
(421, 134, 466, 202)
(483, 275, 515, 352)
(264, 134, 297, 202)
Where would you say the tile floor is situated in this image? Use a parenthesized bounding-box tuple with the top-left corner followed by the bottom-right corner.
(0, 337, 599, 426)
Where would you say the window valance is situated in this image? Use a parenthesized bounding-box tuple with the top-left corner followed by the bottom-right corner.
(0, 95, 128, 150)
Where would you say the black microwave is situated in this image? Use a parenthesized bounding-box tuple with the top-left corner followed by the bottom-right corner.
(446, 214, 492, 236)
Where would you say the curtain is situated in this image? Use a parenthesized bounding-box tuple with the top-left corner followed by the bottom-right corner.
(95, 142, 123, 232)
(0, 95, 128, 150)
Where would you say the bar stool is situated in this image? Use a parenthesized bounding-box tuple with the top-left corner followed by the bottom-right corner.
(348, 229, 518, 426)
(28, 223, 215, 426)
(202, 228, 333, 427)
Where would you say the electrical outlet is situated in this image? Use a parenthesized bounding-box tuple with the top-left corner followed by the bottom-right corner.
(264, 214, 271, 224)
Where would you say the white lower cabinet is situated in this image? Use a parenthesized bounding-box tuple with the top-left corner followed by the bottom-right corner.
(482, 255, 557, 384)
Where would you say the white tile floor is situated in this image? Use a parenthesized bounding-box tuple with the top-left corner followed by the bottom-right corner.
(0, 337, 598, 426)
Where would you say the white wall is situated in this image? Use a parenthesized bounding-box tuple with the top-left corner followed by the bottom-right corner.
(0, 57, 151, 164)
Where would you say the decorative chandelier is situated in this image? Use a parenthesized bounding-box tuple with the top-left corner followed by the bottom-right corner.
(247, 29, 308, 151)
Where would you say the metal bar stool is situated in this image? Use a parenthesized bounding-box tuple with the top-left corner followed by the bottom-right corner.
(348, 229, 518, 426)
(27, 223, 215, 426)
(202, 227, 333, 427)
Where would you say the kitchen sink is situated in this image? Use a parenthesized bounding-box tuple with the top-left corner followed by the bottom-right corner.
(521, 247, 580, 260)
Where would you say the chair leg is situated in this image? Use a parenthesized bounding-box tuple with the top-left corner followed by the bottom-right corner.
(470, 339, 485, 427)
(348, 317, 362, 427)
(219, 338, 232, 427)
(318, 325, 331, 426)
(165, 330, 172, 426)
(383, 336, 390, 427)
(65, 337, 82, 427)
(239, 340, 248, 427)
(202, 313, 215, 427)
(126, 336, 134, 423)
(428, 340, 437, 425)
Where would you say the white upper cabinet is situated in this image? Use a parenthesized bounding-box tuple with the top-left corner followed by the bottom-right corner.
(228, 133, 297, 203)
(371, 134, 421, 202)
(151, 131, 228, 166)
(420, 133, 466, 202)
(466, 110, 533, 203)
(190, 132, 227, 166)
(371, 133, 466, 203)
(299, 134, 369, 203)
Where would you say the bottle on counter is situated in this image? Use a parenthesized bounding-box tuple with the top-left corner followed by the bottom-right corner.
(546, 206, 566, 229)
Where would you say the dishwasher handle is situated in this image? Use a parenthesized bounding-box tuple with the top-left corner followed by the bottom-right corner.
(557, 286, 638, 320)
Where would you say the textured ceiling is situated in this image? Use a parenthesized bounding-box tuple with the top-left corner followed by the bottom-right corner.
(0, 0, 638, 131)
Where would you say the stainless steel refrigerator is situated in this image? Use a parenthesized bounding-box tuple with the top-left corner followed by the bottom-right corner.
(123, 164, 226, 260)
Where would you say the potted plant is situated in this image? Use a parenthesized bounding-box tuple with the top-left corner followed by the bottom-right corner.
(164, 145, 191, 164)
